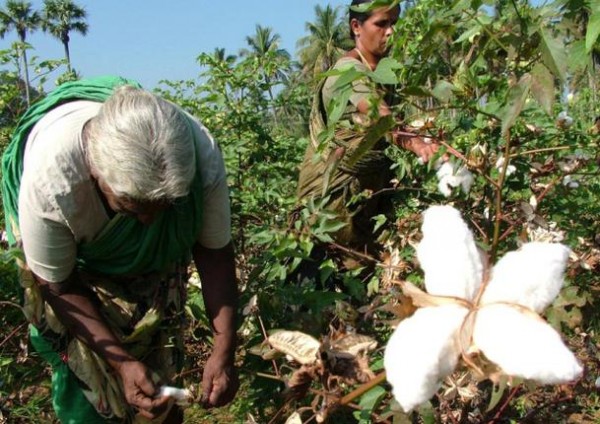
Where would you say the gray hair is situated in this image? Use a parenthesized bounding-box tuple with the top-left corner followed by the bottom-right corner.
(86, 85, 196, 202)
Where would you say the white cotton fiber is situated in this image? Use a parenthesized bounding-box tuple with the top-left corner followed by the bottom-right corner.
(481, 242, 570, 312)
(158, 386, 191, 405)
(473, 304, 583, 384)
(417, 206, 483, 300)
(436, 163, 474, 197)
(384, 305, 468, 412)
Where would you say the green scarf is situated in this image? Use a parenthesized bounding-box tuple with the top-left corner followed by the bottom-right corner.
(1, 75, 203, 276)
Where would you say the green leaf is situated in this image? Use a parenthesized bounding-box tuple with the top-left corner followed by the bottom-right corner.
(354, 386, 387, 423)
(530, 63, 555, 115)
(586, 10, 600, 53)
(568, 39, 589, 72)
(454, 23, 482, 44)
(327, 86, 353, 127)
(331, 66, 364, 92)
(371, 57, 402, 85)
(345, 115, 395, 167)
(501, 74, 531, 135)
(539, 28, 567, 81)
(432, 80, 455, 103)
(487, 375, 508, 412)
(417, 401, 436, 424)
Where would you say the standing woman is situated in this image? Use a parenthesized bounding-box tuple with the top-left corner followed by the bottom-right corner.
(297, 0, 439, 259)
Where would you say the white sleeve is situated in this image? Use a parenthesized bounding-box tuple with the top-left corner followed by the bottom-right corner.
(188, 117, 232, 250)
(18, 184, 77, 283)
(198, 172, 232, 249)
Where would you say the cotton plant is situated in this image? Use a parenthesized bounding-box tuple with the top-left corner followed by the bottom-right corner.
(384, 205, 583, 412)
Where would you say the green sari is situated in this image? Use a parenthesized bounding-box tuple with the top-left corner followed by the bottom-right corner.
(296, 59, 395, 249)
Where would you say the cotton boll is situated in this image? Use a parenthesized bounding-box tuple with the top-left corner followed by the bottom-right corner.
(436, 163, 474, 197)
(385, 305, 468, 412)
(481, 242, 570, 312)
(418, 206, 483, 300)
(473, 304, 583, 384)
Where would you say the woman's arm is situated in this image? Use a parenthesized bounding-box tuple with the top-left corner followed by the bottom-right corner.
(355, 97, 440, 162)
(192, 241, 239, 408)
(33, 273, 170, 419)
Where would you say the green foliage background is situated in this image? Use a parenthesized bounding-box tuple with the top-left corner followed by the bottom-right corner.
(1, 0, 599, 423)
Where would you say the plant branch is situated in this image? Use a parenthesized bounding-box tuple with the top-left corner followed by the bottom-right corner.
(0, 322, 26, 349)
(491, 131, 512, 261)
(338, 371, 386, 406)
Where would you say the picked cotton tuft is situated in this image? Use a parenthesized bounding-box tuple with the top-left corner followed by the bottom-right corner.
(158, 386, 191, 405)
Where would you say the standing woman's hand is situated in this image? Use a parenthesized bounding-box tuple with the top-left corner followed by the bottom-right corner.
(117, 359, 171, 419)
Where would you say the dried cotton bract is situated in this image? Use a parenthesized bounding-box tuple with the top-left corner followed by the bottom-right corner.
(384, 205, 583, 412)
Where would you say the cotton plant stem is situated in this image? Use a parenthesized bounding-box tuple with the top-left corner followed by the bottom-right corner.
(0, 322, 26, 349)
(509, 145, 570, 158)
(254, 309, 280, 376)
(491, 131, 512, 262)
(339, 371, 386, 406)
(489, 385, 521, 423)
(328, 241, 379, 263)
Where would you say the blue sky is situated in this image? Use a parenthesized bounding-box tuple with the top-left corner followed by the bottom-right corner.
(2, 0, 348, 89)
(2, 0, 548, 89)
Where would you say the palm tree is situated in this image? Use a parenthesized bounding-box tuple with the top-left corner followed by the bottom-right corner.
(240, 24, 291, 102)
(42, 0, 88, 73)
(296, 5, 349, 81)
(0, 0, 41, 106)
(211, 47, 237, 65)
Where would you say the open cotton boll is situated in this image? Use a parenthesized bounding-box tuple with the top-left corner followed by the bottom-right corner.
(385, 305, 468, 412)
(418, 206, 483, 300)
(436, 163, 474, 197)
(473, 305, 583, 384)
(481, 242, 570, 313)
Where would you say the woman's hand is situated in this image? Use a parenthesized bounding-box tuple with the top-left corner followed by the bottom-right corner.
(407, 137, 440, 163)
(201, 352, 239, 408)
(395, 133, 442, 163)
(118, 360, 171, 419)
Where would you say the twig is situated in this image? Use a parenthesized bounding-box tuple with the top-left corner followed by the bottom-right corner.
(328, 241, 379, 263)
(0, 300, 23, 310)
(256, 372, 283, 382)
(491, 131, 512, 262)
(509, 145, 570, 158)
(487, 385, 521, 423)
(519, 395, 574, 422)
(339, 372, 387, 406)
(255, 309, 280, 377)
(0, 322, 26, 349)
(267, 403, 291, 424)
(174, 366, 202, 379)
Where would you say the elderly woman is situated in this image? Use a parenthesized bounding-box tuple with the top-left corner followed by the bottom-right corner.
(2, 76, 238, 423)
(297, 0, 439, 260)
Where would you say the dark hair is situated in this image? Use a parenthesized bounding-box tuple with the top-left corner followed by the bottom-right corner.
(349, 0, 373, 40)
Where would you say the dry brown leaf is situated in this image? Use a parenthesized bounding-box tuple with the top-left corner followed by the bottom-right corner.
(268, 330, 321, 365)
